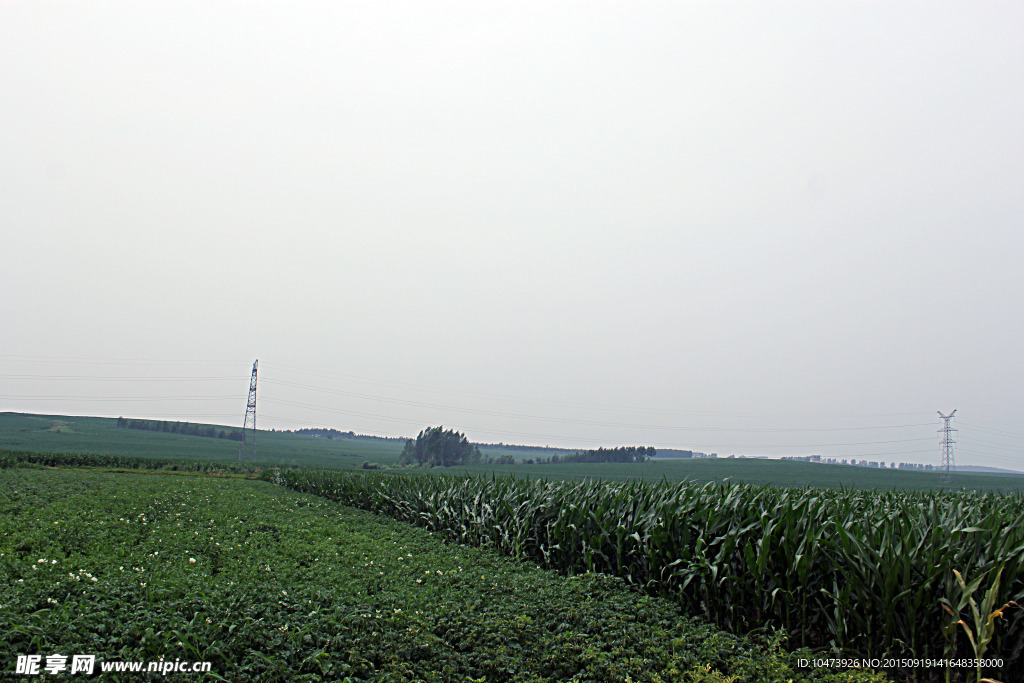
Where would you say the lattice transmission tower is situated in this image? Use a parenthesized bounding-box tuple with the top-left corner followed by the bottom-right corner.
(239, 360, 258, 461)
(938, 409, 957, 476)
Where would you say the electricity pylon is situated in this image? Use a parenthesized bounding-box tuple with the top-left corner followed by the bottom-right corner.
(239, 360, 257, 461)
(938, 409, 957, 477)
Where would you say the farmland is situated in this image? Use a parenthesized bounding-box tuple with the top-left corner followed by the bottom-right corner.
(4, 412, 1024, 493)
(443, 458, 1024, 493)
(276, 469, 1024, 683)
(0, 412, 403, 467)
(0, 467, 875, 682)
(4, 414, 1022, 680)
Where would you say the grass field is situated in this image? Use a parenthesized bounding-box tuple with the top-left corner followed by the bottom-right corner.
(444, 458, 1024, 492)
(0, 467, 880, 682)
(0, 412, 404, 467)
(4, 411, 1023, 492)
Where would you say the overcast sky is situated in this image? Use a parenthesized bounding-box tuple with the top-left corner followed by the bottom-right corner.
(2, 2, 1022, 467)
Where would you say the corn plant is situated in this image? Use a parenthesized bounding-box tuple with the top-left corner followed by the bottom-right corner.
(941, 565, 1022, 683)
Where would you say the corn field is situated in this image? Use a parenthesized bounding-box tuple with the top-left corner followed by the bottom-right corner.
(270, 469, 1024, 681)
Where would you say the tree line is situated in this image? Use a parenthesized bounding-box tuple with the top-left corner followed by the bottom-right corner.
(535, 446, 656, 464)
(116, 417, 243, 441)
(394, 425, 653, 468)
(290, 427, 403, 442)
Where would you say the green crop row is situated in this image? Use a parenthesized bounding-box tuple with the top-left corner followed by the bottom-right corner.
(270, 469, 1024, 682)
(0, 448, 260, 474)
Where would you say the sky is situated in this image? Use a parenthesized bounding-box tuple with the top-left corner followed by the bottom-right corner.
(2, 1, 1022, 468)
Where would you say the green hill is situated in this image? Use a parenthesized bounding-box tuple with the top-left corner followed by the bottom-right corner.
(0, 412, 404, 468)
(4, 411, 1023, 492)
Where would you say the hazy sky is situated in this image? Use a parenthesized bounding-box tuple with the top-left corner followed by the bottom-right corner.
(2, 2, 1022, 468)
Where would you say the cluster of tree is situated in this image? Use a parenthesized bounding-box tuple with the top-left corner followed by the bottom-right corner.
(399, 426, 482, 467)
(536, 446, 656, 464)
(116, 417, 243, 441)
(293, 427, 356, 440)
(289, 427, 403, 441)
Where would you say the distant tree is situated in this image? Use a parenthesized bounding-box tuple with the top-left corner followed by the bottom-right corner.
(557, 446, 655, 464)
(399, 426, 482, 467)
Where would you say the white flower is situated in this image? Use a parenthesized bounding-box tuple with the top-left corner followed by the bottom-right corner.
(189, 558, 196, 564)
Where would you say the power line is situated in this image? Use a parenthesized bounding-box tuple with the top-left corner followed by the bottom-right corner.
(838, 448, 936, 458)
(269, 361, 928, 420)
(101, 413, 243, 419)
(259, 397, 933, 450)
(0, 374, 244, 381)
(957, 437, 1022, 453)
(0, 354, 240, 366)
(0, 355, 966, 427)
(261, 377, 933, 434)
(958, 422, 1024, 439)
(3, 357, 1014, 465)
